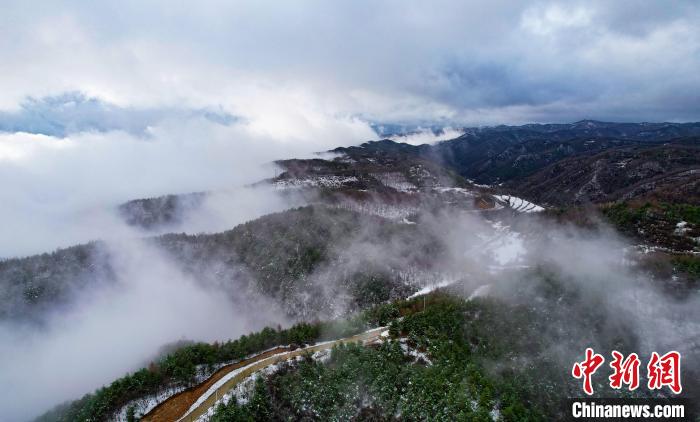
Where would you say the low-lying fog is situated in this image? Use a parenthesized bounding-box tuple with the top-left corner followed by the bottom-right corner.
(0, 115, 372, 421)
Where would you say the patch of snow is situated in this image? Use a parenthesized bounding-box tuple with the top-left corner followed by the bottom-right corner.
(311, 348, 332, 364)
(114, 385, 186, 421)
(408, 279, 455, 299)
(273, 176, 358, 190)
(490, 404, 501, 421)
(399, 342, 433, 365)
(372, 172, 417, 192)
(433, 186, 470, 194)
(492, 194, 544, 213)
(332, 201, 419, 220)
(408, 165, 438, 186)
(466, 179, 492, 188)
(675, 221, 690, 235)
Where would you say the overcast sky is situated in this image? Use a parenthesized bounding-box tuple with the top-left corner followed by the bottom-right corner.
(1, 0, 699, 256)
(1, 0, 699, 129)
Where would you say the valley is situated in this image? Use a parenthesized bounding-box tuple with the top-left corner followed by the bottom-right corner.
(3, 121, 698, 421)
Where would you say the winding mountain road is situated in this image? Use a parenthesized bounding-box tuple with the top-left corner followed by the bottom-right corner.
(141, 327, 386, 422)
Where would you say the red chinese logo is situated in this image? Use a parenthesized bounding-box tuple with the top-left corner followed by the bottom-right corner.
(647, 351, 682, 394)
(572, 349, 682, 395)
(609, 351, 640, 391)
(572, 348, 605, 395)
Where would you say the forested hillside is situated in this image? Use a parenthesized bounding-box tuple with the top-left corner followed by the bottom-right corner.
(8, 121, 698, 422)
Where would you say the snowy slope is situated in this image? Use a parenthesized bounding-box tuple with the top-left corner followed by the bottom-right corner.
(492, 195, 544, 212)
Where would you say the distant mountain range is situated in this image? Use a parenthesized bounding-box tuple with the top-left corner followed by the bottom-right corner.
(114, 121, 699, 251)
(6, 121, 696, 326)
(335, 120, 700, 204)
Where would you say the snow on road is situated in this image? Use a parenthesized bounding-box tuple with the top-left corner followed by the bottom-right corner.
(178, 328, 386, 422)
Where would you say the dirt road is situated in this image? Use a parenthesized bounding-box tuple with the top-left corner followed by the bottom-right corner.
(141, 327, 385, 422)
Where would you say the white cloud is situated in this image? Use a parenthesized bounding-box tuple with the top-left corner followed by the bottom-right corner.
(521, 4, 593, 35)
(1, 1, 698, 124)
(388, 127, 465, 145)
(0, 111, 375, 258)
(0, 236, 288, 422)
